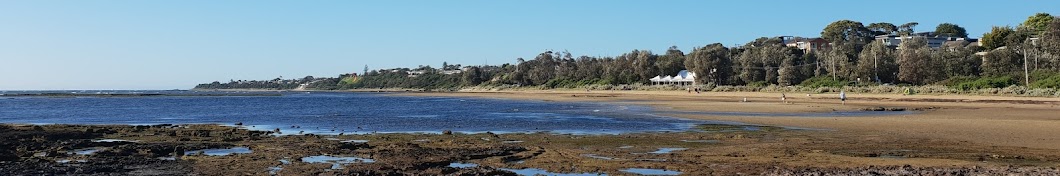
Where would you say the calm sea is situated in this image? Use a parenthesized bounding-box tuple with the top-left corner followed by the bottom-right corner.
(0, 91, 709, 134)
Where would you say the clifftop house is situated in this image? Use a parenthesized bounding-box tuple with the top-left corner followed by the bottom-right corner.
(875, 32, 979, 49)
(780, 36, 831, 53)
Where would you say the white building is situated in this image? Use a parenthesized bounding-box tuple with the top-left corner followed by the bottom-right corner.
(650, 70, 696, 86)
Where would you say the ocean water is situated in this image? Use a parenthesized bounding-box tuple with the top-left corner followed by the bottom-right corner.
(0, 91, 708, 134)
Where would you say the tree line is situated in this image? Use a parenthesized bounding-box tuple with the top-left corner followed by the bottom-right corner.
(200, 13, 1060, 91)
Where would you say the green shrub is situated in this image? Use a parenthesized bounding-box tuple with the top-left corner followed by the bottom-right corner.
(746, 81, 769, 87)
(1030, 74, 1060, 89)
(799, 77, 849, 88)
(935, 76, 978, 87)
(955, 76, 1016, 91)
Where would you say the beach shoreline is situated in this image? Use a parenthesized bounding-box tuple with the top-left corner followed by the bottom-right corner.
(398, 90, 1060, 150)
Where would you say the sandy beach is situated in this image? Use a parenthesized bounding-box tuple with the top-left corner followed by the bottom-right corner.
(404, 90, 1060, 154)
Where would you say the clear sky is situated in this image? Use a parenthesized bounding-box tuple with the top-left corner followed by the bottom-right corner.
(1, 0, 1057, 90)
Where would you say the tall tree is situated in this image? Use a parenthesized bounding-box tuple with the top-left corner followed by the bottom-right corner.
(1022, 13, 1055, 34)
(898, 22, 919, 36)
(981, 26, 1015, 50)
(934, 23, 968, 38)
(628, 50, 659, 83)
(821, 20, 873, 51)
(856, 40, 898, 83)
(867, 22, 898, 35)
(656, 46, 686, 77)
(981, 47, 1023, 78)
(897, 37, 938, 84)
(685, 43, 731, 85)
(1042, 17, 1060, 63)
(936, 44, 981, 77)
(822, 46, 856, 81)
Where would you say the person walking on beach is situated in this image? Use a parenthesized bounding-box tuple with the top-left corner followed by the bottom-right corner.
(839, 91, 847, 105)
(781, 93, 786, 103)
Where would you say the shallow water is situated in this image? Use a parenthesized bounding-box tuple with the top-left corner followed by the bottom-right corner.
(0, 92, 710, 135)
(648, 148, 687, 154)
(0, 91, 909, 135)
(301, 155, 375, 169)
(71, 148, 103, 155)
(448, 162, 478, 168)
(620, 168, 682, 175)
(184, 147, 252, 156)
(582, 154, 616, 160)
(92, 139, 136, 143)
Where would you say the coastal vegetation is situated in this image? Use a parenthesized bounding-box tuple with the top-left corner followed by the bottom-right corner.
(197, 13, 1060, 96)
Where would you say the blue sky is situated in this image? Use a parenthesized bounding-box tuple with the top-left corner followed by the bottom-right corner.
(1, 0, 1057, 90)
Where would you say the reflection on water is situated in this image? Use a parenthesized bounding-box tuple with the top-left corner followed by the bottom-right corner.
(0, 92, 713, 135)
(648, 148, 687, 154)
(71, 147, 104, 155)
(301, 155, 375, 169)
(448, 162, 478, 168)
(184, 147, 252, 156)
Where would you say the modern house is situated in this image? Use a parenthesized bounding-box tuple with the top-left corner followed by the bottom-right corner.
(875, 32, 978, 49)
(650, 70, 696, 86)
(780, 36, 831, 53)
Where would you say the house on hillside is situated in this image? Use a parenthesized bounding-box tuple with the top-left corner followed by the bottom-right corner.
(650, 70, 696, 86)
(875, 32, 977, 49)
(780, 36, 831, 53)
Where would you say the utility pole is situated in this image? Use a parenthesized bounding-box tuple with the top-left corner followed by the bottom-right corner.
(1023, 48, 1030, 86)
(873, 54, 879, 83)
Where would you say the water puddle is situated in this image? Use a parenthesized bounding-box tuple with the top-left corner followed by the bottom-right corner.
(184, 147, 252, 156)
(501, 140, 524, 144)
(621, 168, 682, 175)
(157, 157, 176, 160)
(635, 158, 668, 162)
(618, 146, 634, 149)
(92, 139, 137, 143)
(267, 166, 283, 174)
(326, 138, 370, 143)
(499, 168, 605, 176)
(269, 159, 291, 174)
(301, 155, 376, 169)
(648, 148, 687, 154)
(70, 147, 104, 155)
(582, 154, 615, 160)
(449, 162, 478, 168)
(57, 159, 87, 163)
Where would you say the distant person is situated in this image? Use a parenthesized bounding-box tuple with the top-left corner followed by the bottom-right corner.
(839, 91, 847, 105)
(686, 87, 691, 94)
(781, 93, 786, 102)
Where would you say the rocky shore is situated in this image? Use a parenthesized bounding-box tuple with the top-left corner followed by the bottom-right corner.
(2, 124, 1058, 175)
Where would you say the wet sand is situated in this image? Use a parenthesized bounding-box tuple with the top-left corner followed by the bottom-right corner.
(403, 90, 1060, 150)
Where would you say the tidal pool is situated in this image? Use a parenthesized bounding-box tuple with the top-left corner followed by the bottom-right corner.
(301, 155, 376, 169)
(184, 147, 252, 156)
(448, 162, 478, 168)
(648, 148, 687, 154)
